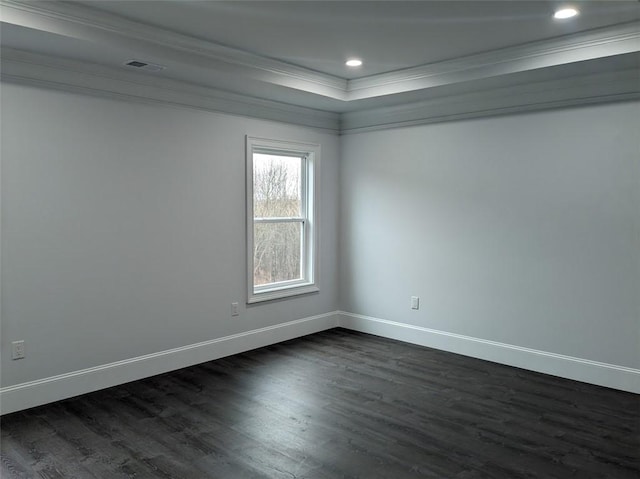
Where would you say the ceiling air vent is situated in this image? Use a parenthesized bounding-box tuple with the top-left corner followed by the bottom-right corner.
(124, 60, 166, 72)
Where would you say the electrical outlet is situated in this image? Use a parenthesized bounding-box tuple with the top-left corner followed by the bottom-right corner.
(12, 340, 25, 360)
(411, 296, 420, 310)
(231, 302, 239, 317)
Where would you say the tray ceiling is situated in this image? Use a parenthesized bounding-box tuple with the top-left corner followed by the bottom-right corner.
(1, 0, 638, 129)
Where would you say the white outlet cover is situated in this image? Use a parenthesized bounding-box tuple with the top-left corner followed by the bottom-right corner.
(411, 296, 420, 310)
(11, 340, 25, 360)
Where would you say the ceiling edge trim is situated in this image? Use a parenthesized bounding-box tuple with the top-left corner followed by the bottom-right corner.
(2, 48, 637, 136)
(341, 68, 640, 134)
(0, 48, 341, 133)
(341, 93, 640, 135)
(347, 21, 640, 100)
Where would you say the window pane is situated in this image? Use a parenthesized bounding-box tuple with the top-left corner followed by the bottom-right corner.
(254, 221, 302, 286)
(253, 153, 302, 218)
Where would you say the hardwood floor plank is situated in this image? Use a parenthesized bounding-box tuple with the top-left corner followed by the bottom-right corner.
(1, 328, 638, 478)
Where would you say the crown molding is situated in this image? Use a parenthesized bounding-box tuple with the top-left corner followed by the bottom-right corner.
(2, 47, 637, 135)
(0, 48, 341, 133)
(346, 21, 640, 101)
(0, 0, 348, 100)
(341, 67, 640, 134)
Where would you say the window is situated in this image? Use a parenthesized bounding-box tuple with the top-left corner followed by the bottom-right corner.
(246, 136, 319, 303)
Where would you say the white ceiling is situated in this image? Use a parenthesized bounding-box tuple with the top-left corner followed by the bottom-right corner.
(77, 0, 640, 78)
(1, 0, 639, 115)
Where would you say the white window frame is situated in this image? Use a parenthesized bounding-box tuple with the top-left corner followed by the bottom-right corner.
(246, 136, 319, 303)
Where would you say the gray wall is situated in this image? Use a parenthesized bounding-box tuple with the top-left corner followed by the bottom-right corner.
(340, 102, 640, 369)
(2, 81, 638, 391)
(1, 83, 339, 387)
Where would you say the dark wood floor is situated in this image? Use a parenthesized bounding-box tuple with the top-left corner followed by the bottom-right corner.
(1, 328, 638, 478)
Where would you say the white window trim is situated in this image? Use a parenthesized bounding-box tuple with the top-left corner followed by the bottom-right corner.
(246, 136, 320, 304)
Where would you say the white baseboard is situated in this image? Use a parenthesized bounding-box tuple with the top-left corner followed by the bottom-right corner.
(3, 310, 636, 415)
(0, 312, 339, 415)
(337, 311, 640, 394)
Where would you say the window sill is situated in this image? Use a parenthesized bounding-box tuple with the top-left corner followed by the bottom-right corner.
(248, 283, 319, 304)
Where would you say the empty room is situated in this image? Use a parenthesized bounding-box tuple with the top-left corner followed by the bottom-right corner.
(1, 1, 639, 477)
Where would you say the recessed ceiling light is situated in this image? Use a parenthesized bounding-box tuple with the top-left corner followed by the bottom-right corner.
(554, 8, 578, 19)
(345, 59, 363, 67)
